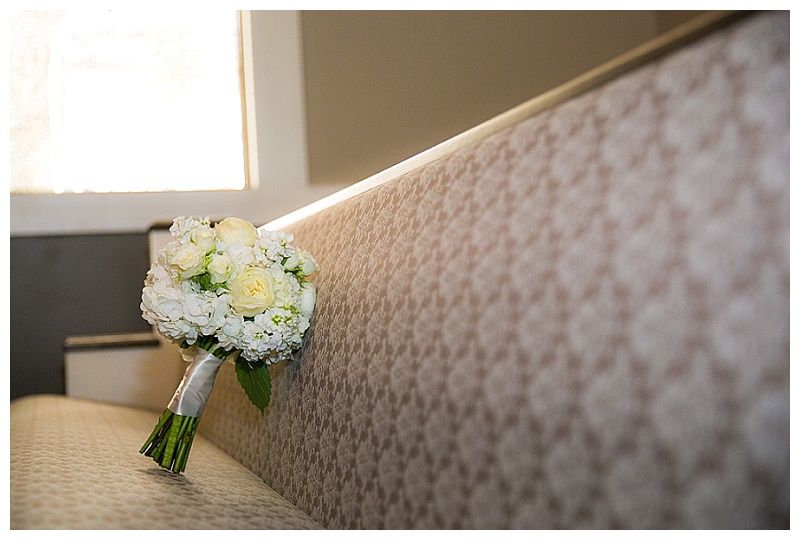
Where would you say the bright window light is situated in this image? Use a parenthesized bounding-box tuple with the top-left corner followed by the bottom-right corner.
(10, 10, 248, 194)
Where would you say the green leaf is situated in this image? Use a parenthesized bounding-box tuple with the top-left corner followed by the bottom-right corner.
(235, 357, 272, 414)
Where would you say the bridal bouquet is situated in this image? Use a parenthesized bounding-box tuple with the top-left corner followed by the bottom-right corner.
(139, 216, 318, 473)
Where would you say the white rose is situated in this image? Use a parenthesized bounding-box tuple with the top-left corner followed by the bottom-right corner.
(166, 242, 206, 278)
(229, 266, 275, 317)
(298, 281, 316, 319)
(216, 217, 258, 246)
(300, 256, 318, 277)
(191, 227, 216, 252)
(207, 252, 233, 284)
(284, 248, 318, 277)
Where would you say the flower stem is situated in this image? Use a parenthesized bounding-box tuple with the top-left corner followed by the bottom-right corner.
(173, 417, 199, 473)
(139, 409, 172, 453)
(191, 336, 234, 361)
(140, 408, 201, 474)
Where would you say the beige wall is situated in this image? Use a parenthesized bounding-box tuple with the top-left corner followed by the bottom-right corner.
(656, 10, 705, 34)
(301, 10, 704, 185)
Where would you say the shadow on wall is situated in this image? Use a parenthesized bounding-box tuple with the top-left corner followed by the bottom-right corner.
(10, 233, 152, 400)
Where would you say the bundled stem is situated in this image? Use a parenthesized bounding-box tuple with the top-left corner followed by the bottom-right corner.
(140, 341, 234, 474)
(193, 336, 234, 361)
(139, 408, 200, 474)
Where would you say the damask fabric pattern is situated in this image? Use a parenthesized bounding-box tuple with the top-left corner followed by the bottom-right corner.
(199, 12, 789, 529)
(10, 395, 322, 529)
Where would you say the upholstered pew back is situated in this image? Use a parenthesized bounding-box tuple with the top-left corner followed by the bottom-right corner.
(199, 12, 788, 528)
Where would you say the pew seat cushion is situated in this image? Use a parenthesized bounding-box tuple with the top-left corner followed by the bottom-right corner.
(10, 395, 322, 530)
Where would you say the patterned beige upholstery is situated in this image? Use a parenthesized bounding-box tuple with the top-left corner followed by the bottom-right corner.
(10, 395, 322, 529)
(199, 12, 789, 529)
(10, 11, 788, 530)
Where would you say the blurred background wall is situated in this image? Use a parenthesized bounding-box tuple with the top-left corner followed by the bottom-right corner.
(302, 10, 699, 184)
(9, 10, 703, 399)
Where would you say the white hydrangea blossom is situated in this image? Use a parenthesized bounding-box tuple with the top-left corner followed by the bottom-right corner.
(169, 216, 212, 242)
(257, 230, 293, 258)
(217, 307, 310, 363)
(141, 216, 318, 365)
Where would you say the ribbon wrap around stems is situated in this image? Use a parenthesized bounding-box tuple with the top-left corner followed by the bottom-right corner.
(168, 347, 225, 418)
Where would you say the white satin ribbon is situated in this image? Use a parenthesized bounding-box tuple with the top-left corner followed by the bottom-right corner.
(167, 348, 225, 417)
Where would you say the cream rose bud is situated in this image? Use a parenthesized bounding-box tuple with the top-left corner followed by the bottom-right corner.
(229, 266, 275, 317)
(216, 217, 258, 246)
(167, 242, 206, 278)
(298, 282, 316, 319)
(206, 253, 232, 284)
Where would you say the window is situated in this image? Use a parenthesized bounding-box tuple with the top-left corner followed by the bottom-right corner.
(10, 10, 249, 194)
